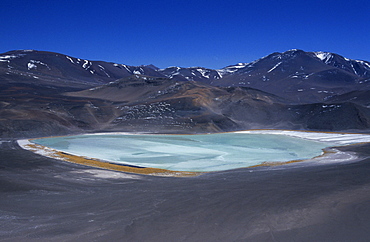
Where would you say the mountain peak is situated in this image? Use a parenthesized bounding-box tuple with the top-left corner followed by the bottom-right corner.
(142, 64, 160, 71)
(285, 49, 304, 53)
(312, 51, 334, 63)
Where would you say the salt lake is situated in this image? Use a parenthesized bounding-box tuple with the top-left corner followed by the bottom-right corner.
(31, 132, 341, 172)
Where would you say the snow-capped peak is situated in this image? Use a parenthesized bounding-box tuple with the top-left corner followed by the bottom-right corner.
(196, 68, 211, 78)
(314, 51, 333, 63)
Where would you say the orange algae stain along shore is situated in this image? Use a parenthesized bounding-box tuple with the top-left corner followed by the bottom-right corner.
(21, 141, 203, 177)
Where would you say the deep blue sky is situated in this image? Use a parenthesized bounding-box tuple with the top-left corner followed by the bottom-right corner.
(1, 0, 369, 69)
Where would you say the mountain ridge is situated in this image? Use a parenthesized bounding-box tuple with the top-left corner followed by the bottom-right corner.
(1, 49, 370, 137)
(2, 49, 369, 103)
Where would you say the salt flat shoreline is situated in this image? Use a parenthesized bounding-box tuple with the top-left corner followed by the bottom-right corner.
(16, 139, 201, 177)
(16, 130, 370, 176)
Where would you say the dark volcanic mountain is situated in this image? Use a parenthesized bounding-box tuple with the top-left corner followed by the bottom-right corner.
(0, 50, 164, 89)
(168, 50, 370, 104)
(2, 49, 369, 102)
(1, 49, 370, 137)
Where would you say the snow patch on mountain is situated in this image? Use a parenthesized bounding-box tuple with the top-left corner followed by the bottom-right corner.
(82, 60, 91, 69)
(267, 62, 282, 73)
(218, 62, 249, 75)
(122, 65, 131, 73)
(29, 60, 51, 70)
(27, 63, 37, 70)
(196, 68, 210, 78)
(0, 54, 25, 62)
(66, 56, 74, 63)
(314, 52, 333, 63)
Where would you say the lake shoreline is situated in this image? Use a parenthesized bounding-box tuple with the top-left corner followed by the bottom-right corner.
(17, 130, 370, 176)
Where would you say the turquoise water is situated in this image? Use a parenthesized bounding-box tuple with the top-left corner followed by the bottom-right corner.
(33, 133, 333, 172)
